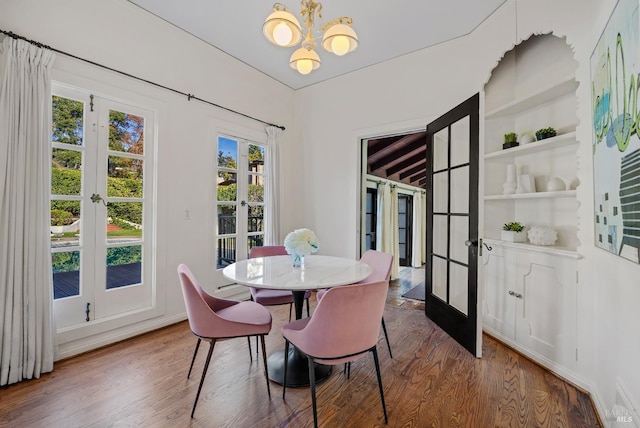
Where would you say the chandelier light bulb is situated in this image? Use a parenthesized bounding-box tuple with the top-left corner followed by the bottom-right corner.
(296, 59, 313, 75)
(330, 35, 350, 56)
(273, 22, 293, 46)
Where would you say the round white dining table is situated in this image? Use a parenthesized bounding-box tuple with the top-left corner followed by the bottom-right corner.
(222, 254, 372, 386)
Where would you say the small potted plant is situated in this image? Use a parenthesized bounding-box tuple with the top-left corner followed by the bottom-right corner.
(503, 132, 519, 149)
(501, 221, 526, 242)
(535, 127, 557, 141)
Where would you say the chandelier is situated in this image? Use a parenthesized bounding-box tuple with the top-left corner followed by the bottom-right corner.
(263, 1, 359, 75)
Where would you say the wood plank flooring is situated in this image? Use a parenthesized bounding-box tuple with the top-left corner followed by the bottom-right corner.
(0, 269, 600, 427)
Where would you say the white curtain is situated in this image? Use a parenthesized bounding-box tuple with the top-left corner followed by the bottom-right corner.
(389, 185, 399, 278)
(376, 182, 399, 279)
(411, 191, 423, 267)
(264, 125, 281, 245)
(0, 37, 55, 386)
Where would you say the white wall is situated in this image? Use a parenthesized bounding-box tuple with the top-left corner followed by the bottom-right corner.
(294, 0, 637, 424)
(0, 0, 299, 357)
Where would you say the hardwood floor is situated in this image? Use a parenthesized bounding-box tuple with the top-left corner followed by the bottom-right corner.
(0, 270, 600, 427)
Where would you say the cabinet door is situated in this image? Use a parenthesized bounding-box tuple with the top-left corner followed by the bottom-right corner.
(514, 251, 577, 368)
(482, 245, 516, 338)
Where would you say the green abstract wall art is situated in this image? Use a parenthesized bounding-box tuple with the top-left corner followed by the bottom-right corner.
(591, 0, 640, 264)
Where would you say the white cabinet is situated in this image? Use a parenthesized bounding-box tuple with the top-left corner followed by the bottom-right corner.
(482, 240, 578, 371)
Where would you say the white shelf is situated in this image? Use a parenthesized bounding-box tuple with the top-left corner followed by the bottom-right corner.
(485, 131, 577, 160)
(484, 190, 576, 200)
(485, 75, 578, 119)
(483, 238, 580, 259)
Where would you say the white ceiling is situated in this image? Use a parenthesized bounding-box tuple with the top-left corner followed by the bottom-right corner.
(127, 0, 506, 90)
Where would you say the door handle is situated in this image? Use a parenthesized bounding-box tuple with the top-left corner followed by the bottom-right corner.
(465, 239, 477, 247)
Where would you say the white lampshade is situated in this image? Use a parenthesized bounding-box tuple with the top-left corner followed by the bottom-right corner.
(322, 23, 358, 56)
(263, 9, 302, 47)
(289, 47, 321, 75)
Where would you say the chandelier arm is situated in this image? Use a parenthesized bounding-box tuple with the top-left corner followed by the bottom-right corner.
(322, 16, 353, 31)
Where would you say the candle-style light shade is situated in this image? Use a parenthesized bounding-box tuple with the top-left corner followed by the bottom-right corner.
(263, 9, 302, 47)
(289, 47, 321, 75)
(322, 23, 358, 56)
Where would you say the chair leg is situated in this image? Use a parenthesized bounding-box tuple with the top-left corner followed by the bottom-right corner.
(306, 297, 310, 317)
(372, 346, 388, 424)
(187, 338, 201, 379)
(307, 355, 319, 428)
(191, 339, 216, 418)
(381, 317, 393, 359)
(288, 303, 293, 322)
(259, 335, 271, 398)
(282, 340, 290, 399)
(256, 336, 259, 357)
(247, 336, 253, 362)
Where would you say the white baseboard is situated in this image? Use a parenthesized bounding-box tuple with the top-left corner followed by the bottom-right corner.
(55, 313, 187, 361)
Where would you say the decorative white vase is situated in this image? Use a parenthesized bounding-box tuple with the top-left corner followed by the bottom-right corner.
(501, 230, 527, 242)
(503, 164, 517, 195)
(546, 177, 566, 192)
(516, 174, 536, 194)
(527, 226, 558, 246)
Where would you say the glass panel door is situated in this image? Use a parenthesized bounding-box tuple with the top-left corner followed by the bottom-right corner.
(216, 136, 266, 269)
(51, 86, 154, 328)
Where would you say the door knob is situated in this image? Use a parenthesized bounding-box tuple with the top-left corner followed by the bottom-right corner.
(465, 239, 477, 247)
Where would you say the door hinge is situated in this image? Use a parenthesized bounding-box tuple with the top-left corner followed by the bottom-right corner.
(85, 302, 91, 322)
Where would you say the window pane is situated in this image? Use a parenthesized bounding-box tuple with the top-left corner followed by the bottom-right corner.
(218, 137, 238, 169)
(51, 200, 81, 247)
(109, 109, 144, 154)
(52, 149, 82, 197)
(248, 144, 264, 171)
(52, 96, 84, 146)
(106, 202, 142, 243)
(106, 245, 142, 289)
(218, 204, 236, 235)
(450, 116, 469, 167)
(248, 180, 264, 202)
(52, 251, 80, 299)
(217, 237, 236, 269)
(107, 156, 143, 197)
(248, 205, 264, 233)
(217, 173, 237, 201)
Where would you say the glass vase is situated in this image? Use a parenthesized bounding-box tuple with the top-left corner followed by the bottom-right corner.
(292, 254, 304, 267)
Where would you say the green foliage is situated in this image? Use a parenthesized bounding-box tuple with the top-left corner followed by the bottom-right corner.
(504, 132, 518, 143)
(52, 167, 81, 196)
(535, 127, 557, 139)
(51, 209, 74, 226)
(503, 221, 525, 232)
(248, 145, 264, 162)
(52, 96, 83, 146)
(52, 251, 80, 273)
(52, 148, 82, 169)
(106, 246, 142, 266)
(218, 183, 237, 202)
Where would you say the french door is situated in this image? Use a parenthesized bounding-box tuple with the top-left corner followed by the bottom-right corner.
(51, 85, 154, 329)
(216, 135, 266, 269)
(425, 93, 480, 356)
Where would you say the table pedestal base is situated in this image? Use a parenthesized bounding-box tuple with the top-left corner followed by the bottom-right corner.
(267, 347, 332, 387)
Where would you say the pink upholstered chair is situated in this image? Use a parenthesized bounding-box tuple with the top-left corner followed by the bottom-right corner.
(282, 280, 389, 427)
(178, 264, 272, 418)
(249, 245, 311, 320)
(317, 250, 394, 357)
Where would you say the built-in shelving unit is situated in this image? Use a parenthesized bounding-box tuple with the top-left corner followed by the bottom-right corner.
(483, 34, 579, 252)
(481, 34, 580, 380)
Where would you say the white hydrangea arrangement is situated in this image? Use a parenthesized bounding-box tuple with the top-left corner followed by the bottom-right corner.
(284, 228, 319, 263)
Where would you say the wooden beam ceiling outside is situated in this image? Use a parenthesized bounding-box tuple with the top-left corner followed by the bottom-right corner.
(367, 131, 427, 189)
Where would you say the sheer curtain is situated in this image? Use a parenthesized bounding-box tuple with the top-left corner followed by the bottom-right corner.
(0, 37, 55, 386)
(264, 125, 281, 245)
(376, 182, 399, 279)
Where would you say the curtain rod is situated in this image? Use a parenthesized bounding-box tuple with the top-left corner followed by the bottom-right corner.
(0, 29, 285, 131)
